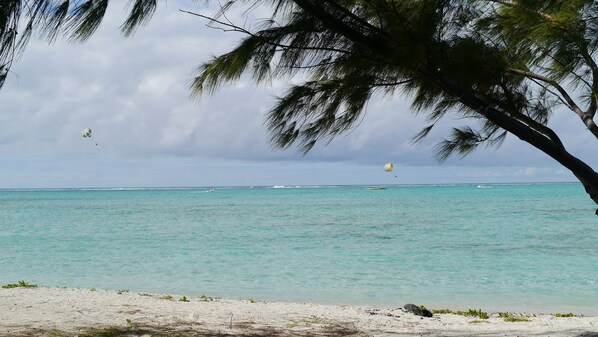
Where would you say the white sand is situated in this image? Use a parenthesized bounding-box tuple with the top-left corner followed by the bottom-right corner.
(1, 287, 597, 336)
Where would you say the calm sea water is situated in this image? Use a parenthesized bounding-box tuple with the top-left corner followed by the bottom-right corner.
(1, 183, 597, 313)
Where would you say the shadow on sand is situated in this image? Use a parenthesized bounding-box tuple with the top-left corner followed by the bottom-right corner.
(3, 323, 362, 337)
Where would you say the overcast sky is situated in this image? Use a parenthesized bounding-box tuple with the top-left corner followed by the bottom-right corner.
(1, 0, 596, 188)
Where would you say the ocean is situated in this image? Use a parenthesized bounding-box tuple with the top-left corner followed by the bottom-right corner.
(1, 183, 597, 314)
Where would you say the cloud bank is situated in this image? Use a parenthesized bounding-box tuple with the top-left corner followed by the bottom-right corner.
(0, 1, 595, 188)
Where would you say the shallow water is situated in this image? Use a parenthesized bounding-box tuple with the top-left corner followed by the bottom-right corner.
(1, 183, 597, 313)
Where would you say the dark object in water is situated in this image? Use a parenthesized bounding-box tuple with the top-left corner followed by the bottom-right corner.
(404, 303, 433, 317)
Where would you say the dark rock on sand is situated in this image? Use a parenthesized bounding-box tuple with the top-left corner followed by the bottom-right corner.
(404, 303, 433, 318)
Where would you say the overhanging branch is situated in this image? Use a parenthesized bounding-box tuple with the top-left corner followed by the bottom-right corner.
(180, 9, 375, 60)
(508, 67, 598, 140)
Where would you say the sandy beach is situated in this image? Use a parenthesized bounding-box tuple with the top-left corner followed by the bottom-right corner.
(1, 287, 597, 336)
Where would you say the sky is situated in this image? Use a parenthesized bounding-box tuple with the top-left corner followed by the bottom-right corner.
(1, 0, 597, 188)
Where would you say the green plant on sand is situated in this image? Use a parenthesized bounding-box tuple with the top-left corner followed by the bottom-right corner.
(199, 294, 214, 302)
(432, 309, 453, 314)
(432, 308, 489, 319)
(555, 313, 578, 317)
(498, 312, 531, 322)
(2, 280, 38, 289)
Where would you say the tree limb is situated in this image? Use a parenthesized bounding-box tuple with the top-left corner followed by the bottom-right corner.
(508, 67, 598, 140)
(427, 66, 598, 206)
(497, 81, 564, 148)
(180, 9, 372, 59)
(290, 0, 388, 54)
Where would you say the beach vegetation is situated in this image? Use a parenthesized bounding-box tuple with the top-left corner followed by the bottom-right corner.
(499, 312, 531, 322)
(555, 313, 578, 317)
(2, 280, 38, 289)
(160, 295, 174, 301)
(503, 316, 531, 322)
(466, 309, 489, 319)
(116, 289, 129, 294)
(469, 319, 489, 324)
(432, 309, 453, 314)
(179, 296, 190, 302)
(90, 288, 97, 292)
(199, 294, 214, 302)
(5, 2, 598, 209)
(249, 298, 257, 303)
(431, 308, 489, 319)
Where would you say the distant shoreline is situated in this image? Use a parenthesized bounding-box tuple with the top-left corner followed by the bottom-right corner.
(1, 287, 596, 337)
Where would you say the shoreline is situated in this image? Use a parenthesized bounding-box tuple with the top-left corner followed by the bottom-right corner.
(1, 287, 597, 336)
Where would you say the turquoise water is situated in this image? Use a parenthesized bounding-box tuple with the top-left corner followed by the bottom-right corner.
(1, 184, 597, 313)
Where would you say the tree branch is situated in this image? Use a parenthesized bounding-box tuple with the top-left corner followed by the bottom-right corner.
(507, 67, 598, 140)
(290, 0, 388, 54)
(426, 66, 598, 207)
(321, 0, 387, 37)
(497, 81, 564, 148)
(179, 9, 372, 59)
(492, 0, 598, 120)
